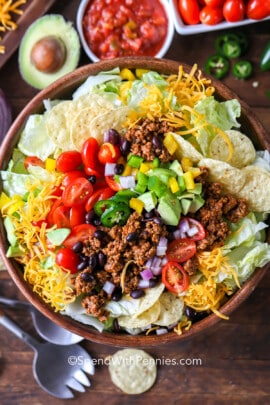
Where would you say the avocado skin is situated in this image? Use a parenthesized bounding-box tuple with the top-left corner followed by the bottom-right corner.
(19, 14, 81, 90)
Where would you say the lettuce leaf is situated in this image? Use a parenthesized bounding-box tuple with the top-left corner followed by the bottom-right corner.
(192, 97, 241, 155)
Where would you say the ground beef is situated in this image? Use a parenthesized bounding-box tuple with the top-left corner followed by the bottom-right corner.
(194, 182, 249, 251)
(74, 212, 168, 319)
(124, 117, 174, 162)
(182, 256, 199, 276)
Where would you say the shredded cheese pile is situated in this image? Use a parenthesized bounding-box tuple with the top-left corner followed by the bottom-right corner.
(183, 248, 240, 319)
(0, 0, 27, 54)
(1, 177, 75, 310)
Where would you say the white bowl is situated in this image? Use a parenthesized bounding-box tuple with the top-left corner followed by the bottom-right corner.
(76, 0, 175, 61)
(170, 0, 270, 35)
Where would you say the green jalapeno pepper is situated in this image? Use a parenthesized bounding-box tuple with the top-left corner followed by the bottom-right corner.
(94, 199, 116, 216)
(205, 55, 229, 79)
(260, 41, 270, 71)
(215, 32, 248, 57)
(222, 40, 242, 59)
(101, 203, 131, 227)
(232, 60, 253, 79)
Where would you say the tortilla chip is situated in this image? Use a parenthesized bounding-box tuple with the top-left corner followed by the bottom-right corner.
(108, 349, 157, 394)
(89, 106, 131, 145)
(171, 133, 203, 162)
(154, 292, 184, 327)
(237, 166, 270, 212)
(209, 129, 256, 168)
(198, 158, 246, 194)
(118, 300, 161, 329)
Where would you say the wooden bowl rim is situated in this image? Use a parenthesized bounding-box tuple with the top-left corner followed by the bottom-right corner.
(0, 56, 269, 347)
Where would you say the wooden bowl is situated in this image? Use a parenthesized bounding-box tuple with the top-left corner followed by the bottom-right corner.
(1, 57, 270, 347)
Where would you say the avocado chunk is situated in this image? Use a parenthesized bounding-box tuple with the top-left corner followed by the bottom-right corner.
(157, 194, 181, 226)
(19, 14, 81, 90)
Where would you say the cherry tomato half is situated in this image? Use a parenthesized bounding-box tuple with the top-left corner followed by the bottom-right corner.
(200, 5, 224, 25)
(63, 224, 96, 249)
(70, 205, 86, 227)
(178, 0, 201, 25)
(62, 170, 86, 187)
(85, 187, 115, 212)
(53, 205, 71, 228)
(166, 238, 196, 263)
(223, 0, 245, 22)
(98, 143, 121, 164)
(56, 151, 82, 173)
(55, 247, 80, 273)
(162, 261, 189, 294)
(24, 156, 45, 170)
(62, 177, 93, 207)
(246, 0, 270, 19)
(105, 176, 122, 192)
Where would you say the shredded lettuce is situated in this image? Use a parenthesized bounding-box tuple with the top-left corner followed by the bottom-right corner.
(0, 171, 35, 197)
(192, 97, 241, 155)
(62, 298, 105, 333)
(18, 114, 56, 161)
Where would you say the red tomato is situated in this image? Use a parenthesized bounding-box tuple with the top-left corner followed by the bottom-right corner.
(178, 0, 201, 25)
(179, 217, 206, 241)
(105, 176, 122, 192)
(55, 248, 80, 273)
(62, 170, 86, 187)
(84, 166, 104, 178)
(56, 151, 82, 173)
(246, 0, 270, 19)
(98, 143, 121, 164)
(204, 0, 224, 6)
(81, 137, 100, 170)
(166, 238, 196, 263)
(63, 224, 96, 249)
(200, 5, 224, 24)
(53, 205, 71, 228)
(46, 199, 63, 227)
(223, 0, 245, 22)
(162, 261, 189, 294)
(70, 205, 86, 227)
(85, 187, 115, 212)
(24, 156, 45, 169)
(62, 177, 93, 207)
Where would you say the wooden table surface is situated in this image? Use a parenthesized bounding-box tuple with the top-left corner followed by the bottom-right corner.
(0, 1, 270, 404)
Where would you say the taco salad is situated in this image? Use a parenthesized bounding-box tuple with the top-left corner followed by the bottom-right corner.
(1, 65, 270, 336)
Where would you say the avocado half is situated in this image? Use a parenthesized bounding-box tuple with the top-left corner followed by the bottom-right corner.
(19, 14, 81, 90)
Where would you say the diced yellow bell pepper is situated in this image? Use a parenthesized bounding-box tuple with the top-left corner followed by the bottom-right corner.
(135, 68, 149, 79)
(139, 162, 153, 173)
(183, 171, 195, 190)
(0, 192, 11, 210)
(45, 158, 56, 172)
(129, 197, 144, 214)
(122, 164, 133, 176)
(189, 167, 201, 178)
(181, 157, 192, 172)
(163, 133, 178, 156)
(120, 68, 136, 81)
(169, 177, 180, 194)
(7, 200, 25, 216)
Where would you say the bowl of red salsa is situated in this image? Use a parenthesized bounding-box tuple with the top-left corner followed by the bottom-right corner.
(76, 0, 175, 61)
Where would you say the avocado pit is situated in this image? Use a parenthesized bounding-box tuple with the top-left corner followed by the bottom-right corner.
(30, 36, 67, 73)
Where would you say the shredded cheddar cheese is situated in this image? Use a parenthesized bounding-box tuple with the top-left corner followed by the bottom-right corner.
(174, 316, 192, 336)
(183, 248, 240, 320)
(0, 0, 27, 53)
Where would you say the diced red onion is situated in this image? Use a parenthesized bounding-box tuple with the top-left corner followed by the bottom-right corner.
(104, 163, 117, 176)
(173, 229, 182, 239)
(145, 257, 153, 268)
(140, 268, 153, 281)
(119, 175, 136, 189)
(187, 226, 198, 237)
(167, 321, 179, 330)
(138, 279, 151, 289)
(156, 236, 168, 256)
(156, 328, 168, 335)
(161, 257, 168, 266)
(151, 256, 162, 276)
(103, 281, 115, 295)
(179, 218, 190, 233)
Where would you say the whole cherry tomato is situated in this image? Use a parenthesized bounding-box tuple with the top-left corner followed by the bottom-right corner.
(178, 0, 201, 25)
(62, 177, 93, 207)
(52, 205, 71, 228)
(85, 187, 115, 212)
(70, 205, 86, 227)
(200, 5, 224, 24)
(62, 170, 86, 187)
(55, 247, 80, 273)
(56, 151, 82, 172)
(81, 137, 100, 170)
(223, 0, 245, 22)
(98, 143, 121, 164)
(246, 0, 270, 19)
(204, 0, 224, 6)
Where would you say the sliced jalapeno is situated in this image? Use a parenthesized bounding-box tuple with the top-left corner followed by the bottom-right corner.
(94, 199, 116, 216)
(215, 32, 248, 57)
(205, 55, 229, 79)
(111, 189, 138, 203)
(222, 40, 241, 59)
(101, 203, 131, 227)
(232, 60, 253, 79)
